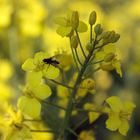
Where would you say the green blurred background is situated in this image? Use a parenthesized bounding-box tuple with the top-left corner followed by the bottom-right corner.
(0, 0, 140, 140)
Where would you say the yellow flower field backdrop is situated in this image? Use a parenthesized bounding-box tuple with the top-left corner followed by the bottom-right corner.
(0, 0, 140, 140)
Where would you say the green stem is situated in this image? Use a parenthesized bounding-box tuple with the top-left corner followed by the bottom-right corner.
(24, 119, 41, 122)
(69, 38, 80, 72)
(90, 25, 93, 43)
(61, 35, 98, 138)
(73, 116, 88, 130)
(30, 129, 55, 133)
(75, 30, 86, 58)
(76, 108, 101, 113)
(49, 79, 73, 89)
(74, 48, 83, 66)
(66, 128, 82, 140)
(88, 60, 104, 65)
(42, 100, 66, 110)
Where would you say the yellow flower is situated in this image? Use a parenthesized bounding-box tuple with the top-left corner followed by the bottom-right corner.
(0, 59, 13, 81)
(76, 78, 95, 99)
(79, 130, 95, 140)
(17, 83, 51, 118)
(105, 96, 136, 135)
(0, 3, 13, 28)
(84, 103, 100, 124)
(96, 44, 122, 77)
(22, 52, 60, 85)
(0, 106, 32, 140)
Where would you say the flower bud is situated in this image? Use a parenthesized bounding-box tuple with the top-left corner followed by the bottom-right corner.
(104, 53, 115, 62)
(100, 62, 114, 71)
(71, 35, 78, 49)
(82, 78, 95, 90)
(111, 33, 120, 43)
(94, 24, 103, 35)
(108, 31, 115, 41)
(101, 31, 110, 39)
(89, 11, 96, 25)
(71, 11, 79, 30)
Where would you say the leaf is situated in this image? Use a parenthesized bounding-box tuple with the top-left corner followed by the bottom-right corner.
(54, 17, 68, 26)
(77, 21, 88, 33)
(56, 26, 72, 37)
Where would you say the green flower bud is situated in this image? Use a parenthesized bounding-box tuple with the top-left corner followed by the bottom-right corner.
(89, 11, 96, 25)
(94, 24, 103, 35)
(101, 31, 110, 39)
(101, 31, 114, 44)
(104, 53, 115, 62)
(111, 33, 120, 43)
(71, 35, 78, 49)
(86, 42, 93, 52)
(71, 11, 79, 30)
(100, 62, 114, 71)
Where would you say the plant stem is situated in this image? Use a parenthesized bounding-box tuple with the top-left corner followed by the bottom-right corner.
(73, 116, 88, 130)
(66, 127, 82, 140)
(90, 25, 93, 43)
(49, 79, 73, 89)
(24, 119, 41, 122)
(42, 100, 66, 110)
(30, 129, 55, 133)
(61, 35, 98, 139)
(75, 30, 86, 58)
(88, 60, 104, 65)
(69, 38, 80, 72)
(74, 48, 83, 66)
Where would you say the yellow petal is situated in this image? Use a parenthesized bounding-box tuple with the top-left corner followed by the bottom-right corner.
(89, 112, 100, 123)
(26, 71, 42, 87)
(22, 58, 35, 71)
(113, 61, 122, 77)
(84, 103, 93, 110)
(43, 65, 60, 79)
(17, 96, 41, 118)
(118, 120, 129, 136)
(34, 52, 48, 65)
(123, 101, 136, 114)
(106, 112, 121, 131)
(104, 44, 116, 53)
(32, 84, 52, 100)
(95, 51, 105, 61)
(106, 96, 123, 112)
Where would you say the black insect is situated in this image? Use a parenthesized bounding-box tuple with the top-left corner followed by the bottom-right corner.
(43, 57, 59, 67)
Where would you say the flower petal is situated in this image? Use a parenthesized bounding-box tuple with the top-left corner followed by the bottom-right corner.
(123, 101, 136, 114)
(118, 120, 129, 136)
(32, 84, 52, 100)
(95, 51, 105, 61)
(106, 112, 121, 131)
(89, 112, 100, 123)
(22, 58, 35, 71)
(113, 61, 122, 77)
(43, 65, 60, 79)
(106, 96, 123, 112)
(17, 96, 41, 118)
(26, 71, 42, 87)
(34, 52, 48, 65)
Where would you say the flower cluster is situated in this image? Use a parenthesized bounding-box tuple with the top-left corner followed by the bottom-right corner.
(0, 10, 136, 140)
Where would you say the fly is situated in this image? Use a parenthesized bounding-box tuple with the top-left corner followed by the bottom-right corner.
(43, 57, 60, 67)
